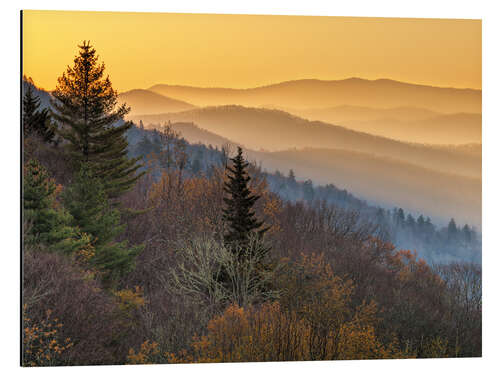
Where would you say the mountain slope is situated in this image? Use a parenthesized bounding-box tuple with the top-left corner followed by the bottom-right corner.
(149, 78, 481, 113)
(169, 122, 238, 148)
(292, 105, 440, 123)
(118, 89, 195, 116)
(130, 105, 481, 178)
(289, 106, 481, 144)
(248, 147, 481, 228)
(335, 113, 481, 144)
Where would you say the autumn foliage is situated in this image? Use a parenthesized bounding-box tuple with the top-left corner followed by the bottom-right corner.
(22, 306, 74, 367)
(166, 299, 410, 363)
(22, 43, 481, 367)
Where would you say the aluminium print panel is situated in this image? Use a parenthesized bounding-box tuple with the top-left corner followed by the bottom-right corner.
(21, 10, 481, 366)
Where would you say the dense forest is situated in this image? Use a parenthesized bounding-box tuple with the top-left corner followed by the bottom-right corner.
(22, 42, 481, 366)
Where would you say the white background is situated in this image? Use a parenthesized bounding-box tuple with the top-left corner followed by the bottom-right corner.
(1, 0, 498, 373)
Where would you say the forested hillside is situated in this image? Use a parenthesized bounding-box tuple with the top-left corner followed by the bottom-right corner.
(22, 43, 481, 366)
(126, 124, 481, 264)
(118, 89, 196, 116)
(287, 106, 481, 144)
(249, 147, 481, 228)
(131, 106, 481, 227)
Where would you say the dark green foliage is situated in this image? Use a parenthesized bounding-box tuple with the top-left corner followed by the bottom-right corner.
(448, 218, 458, 239)
(417, 214, 426, 229)
(463, 224, 472, 243)
(394, 207, 406, 228)
(22, 84, 56, 143)
(62, 164, 143, 287)
(51, 41, 143, 200)
(287, 168, 297, 188)
(23, 159, 89, 254)
(222, 147, 268, 251)
(406, 214, 416, 230)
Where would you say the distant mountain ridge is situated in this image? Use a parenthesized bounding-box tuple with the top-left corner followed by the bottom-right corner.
(327, 113, 481, 144)
(247, 147, 481, 228)
(282, 105, 481, 144)
(148, 77, 481, 114)
(168, 122, 238, 149)
(290, 105, 441, 123)
(118, 89, 195, 116)
(130, 105, 481, 179)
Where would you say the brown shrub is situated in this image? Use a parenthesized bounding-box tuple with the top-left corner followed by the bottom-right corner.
(22, 249, 146, 365)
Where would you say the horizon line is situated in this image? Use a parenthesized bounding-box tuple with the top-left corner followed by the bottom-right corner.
(142, 76, 482, 93)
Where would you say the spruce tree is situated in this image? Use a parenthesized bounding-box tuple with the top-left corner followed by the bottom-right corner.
(287, 169, 297, 188)
(222, 147, 267, 251)
(417, 215, 425, 229)
(23, 159, 89, 254)
(22, 84, 56, 143)
(62, 164, 142, 287)
(395, 208, 406, 228)
(447, 218, 458, 240)
(462, 224, 472, 243)
(51, 41, 143, 200)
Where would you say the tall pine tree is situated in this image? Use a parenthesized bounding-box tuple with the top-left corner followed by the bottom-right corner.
(447, 218, 458, 240)
(51, 41, 143, 200)
(222, 147, 267, 251)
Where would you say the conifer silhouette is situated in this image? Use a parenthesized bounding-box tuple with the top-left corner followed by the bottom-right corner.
(22, 84, 55, 143)
(222, 147, 267, 251)
(51, 41, 143, 200)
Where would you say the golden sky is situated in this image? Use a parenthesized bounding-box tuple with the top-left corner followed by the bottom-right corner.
(22, 10, 482, 93)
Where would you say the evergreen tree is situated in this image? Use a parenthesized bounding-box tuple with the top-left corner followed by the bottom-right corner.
(62, 164, 142, 287)
(417, 215, 425, 230)
(406, 214, 416, 231)
(303, 179, 315, 202)
(222, 147, 267, 251)
(447, 218, 458, 240)
(396, 208, 406, 228)
(51, 41, 143, 200)
(462, 224, 472, 243)
(157, 124, 181, 171)
(22, 84, 56, 143)
(23, 159, 89, 254)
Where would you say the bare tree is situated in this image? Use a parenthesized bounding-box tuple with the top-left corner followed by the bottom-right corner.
(169, 235, 277, 311)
